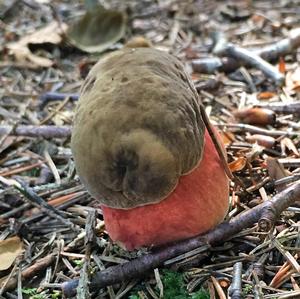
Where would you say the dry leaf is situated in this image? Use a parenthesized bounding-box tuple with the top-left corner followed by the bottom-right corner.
(266, 158, 290, 191)
(219, 131, 235, 146)
(52, 110, 73, 126)
(228, 157, 247, 172)
(292, 83, 300, 91)
(257, 91, 276, 100)
(0, 236, 23, 271)
(286, 67, 300, 91)
(7, 22, 67, 67)
(251, 14, 265, 23)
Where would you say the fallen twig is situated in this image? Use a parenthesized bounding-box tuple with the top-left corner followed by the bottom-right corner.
(229, 262, 243, 299)
(255, 102, 300, 114)
(0, 177, 75, 229)
(77, 210, 97, 299)
(39, 92, 79, 108)
(215, 123, 300, 137)
(192, 28, 300, 74)
(0, 125, 71, 138)
(0, 254, 56, 292)
(61, 182, 300, 297)
(222, 44, 284, 85)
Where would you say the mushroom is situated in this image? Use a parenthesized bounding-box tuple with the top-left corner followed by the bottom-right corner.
(71, 48, 229, 250)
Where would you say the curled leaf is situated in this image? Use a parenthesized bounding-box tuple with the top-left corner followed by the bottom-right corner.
(67, 7, 127, 53)
(228, 157, 247, 172)
(0, 236, 23, 270)
(219, 131, 235, 146)
(7, 21, 67, 68)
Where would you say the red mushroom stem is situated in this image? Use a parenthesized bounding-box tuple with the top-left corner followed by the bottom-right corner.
(101, 129, 229, 250)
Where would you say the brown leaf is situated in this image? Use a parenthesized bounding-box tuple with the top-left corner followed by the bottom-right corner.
(286, 67, 300, 91)
(266, 158, 288, 181)
(292, 82, 300, 91)
(233, 107, 276, 126)
(219, 131, 235, 146)
(0, 236, 23, 271)
(257, 91, 277, 100)
(266, 158, 290, 191)
(7, 22, 67, 67)
(228, 157, 247, 172)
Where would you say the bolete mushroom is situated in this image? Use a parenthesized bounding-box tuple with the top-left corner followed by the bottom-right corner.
(71, 48, 229, 250)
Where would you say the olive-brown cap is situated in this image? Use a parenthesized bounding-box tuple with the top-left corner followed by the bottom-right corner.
(71, 48, 205, 209)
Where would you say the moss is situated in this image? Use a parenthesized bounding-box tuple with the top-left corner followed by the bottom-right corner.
(129, 270, 209, 299)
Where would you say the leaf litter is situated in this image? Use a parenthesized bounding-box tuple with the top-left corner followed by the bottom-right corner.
(1, 0, 300, 298)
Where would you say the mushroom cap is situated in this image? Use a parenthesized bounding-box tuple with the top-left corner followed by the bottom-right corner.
(71, 48, 205, 209)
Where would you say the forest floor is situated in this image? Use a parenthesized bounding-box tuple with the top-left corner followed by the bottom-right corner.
(1, 0, 300, 298)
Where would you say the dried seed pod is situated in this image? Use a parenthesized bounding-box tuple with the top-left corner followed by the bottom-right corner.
(233, 107, 276, 126)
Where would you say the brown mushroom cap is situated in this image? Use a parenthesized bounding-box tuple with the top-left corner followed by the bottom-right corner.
(71, 48, 205, 209)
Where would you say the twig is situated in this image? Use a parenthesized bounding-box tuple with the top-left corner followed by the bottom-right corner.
(0, 264, 18, 296)
(39, 96, 71, 125)
(210, 276, 226, 299)
(258, 27, 300, 61)
(77, 210, 97, 299)
(273, 240, 300, 273)
(211, 31, 228, 55)
(229, 262, 243, 299)
(215, 123, 300, 137)
(192, 27, 300, 74)
(270, 254, 298, 288)
(17, 267, 22, 299)
(39, 92, 79, 108)
(61, 182, 300, 297)
(255, 102, 300, 114)
(0, 177, 75, 229)
(192, 57, 239, 74)
(0, 125, 71, 138)
(0, 254, 56, 292)
(0, 161, 44, 177)
(17, 182, 75, 227)
(223, 44, 284, 85)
